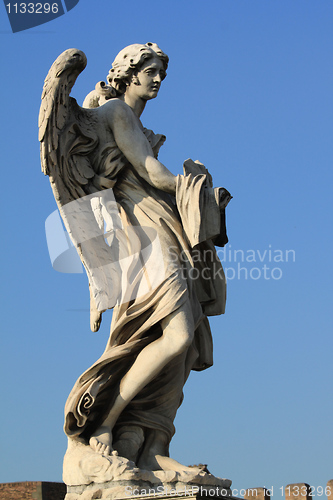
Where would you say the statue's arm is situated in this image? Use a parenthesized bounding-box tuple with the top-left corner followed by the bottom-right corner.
(105, 101, 176, 195)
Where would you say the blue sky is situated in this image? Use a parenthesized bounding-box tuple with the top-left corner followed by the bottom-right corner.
(0, 0, 332, 495)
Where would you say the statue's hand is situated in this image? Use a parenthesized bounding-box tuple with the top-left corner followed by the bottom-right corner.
(183, 158, 213, 187)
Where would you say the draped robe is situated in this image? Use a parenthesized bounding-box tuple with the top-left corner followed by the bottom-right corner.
(64, 126, 228, 455)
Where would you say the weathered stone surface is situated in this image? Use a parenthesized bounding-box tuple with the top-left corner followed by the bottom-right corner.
(63, 440, 232, 499)
(65, 479, 233, 500)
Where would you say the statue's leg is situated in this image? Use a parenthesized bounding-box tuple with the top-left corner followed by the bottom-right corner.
(113, 425, 145, 462)
(89, 299, 194, 455)
(137, 429, 204, 473)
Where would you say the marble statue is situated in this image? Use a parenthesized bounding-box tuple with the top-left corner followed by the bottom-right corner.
(39, 43, 232, 497)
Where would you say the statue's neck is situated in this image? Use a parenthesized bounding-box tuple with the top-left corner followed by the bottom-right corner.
(122, 94, 146, 118)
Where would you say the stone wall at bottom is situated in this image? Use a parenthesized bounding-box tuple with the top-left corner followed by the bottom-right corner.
(0, 481, 66, 500)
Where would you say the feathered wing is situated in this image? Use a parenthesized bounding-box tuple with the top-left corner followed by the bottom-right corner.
(39, 49, 119, 331)
(38, 48, 98, 203)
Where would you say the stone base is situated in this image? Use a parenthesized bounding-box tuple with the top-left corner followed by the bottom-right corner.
(65, 484, 235, 500)
(63, 440, 233, 500)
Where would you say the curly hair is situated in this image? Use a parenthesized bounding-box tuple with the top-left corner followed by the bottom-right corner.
(83, 43, 168, 109)
(107, 42, 169, 95)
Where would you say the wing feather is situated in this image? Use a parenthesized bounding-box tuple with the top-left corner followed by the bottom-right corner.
(38, 49, 87, 166)
(38, 49, 99, 202)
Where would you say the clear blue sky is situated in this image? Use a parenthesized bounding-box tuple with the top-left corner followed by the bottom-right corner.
(0, 0, 332, 495)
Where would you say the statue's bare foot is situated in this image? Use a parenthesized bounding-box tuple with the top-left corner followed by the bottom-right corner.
(89, 426, 115, 456)
(138, 454, 204, 473)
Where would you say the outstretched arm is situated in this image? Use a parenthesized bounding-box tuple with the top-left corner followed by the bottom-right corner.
(105, 101, 176, 195)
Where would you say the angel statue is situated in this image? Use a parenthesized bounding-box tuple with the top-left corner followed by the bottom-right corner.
(39, 43, 232, 477)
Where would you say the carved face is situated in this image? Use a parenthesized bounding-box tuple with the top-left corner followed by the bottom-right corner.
(127, 56, 165, 101)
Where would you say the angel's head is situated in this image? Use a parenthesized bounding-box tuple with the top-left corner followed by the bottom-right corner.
(107, 43, 169, 98)
(83, 43, 168, 109)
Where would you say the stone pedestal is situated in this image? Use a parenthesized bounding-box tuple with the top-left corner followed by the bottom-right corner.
(66, 488, 237, 500)
(63, 441, 233, 500)
(65, 481, 234, 500)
